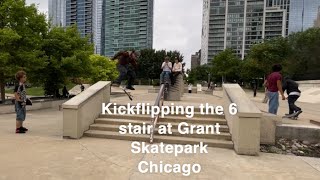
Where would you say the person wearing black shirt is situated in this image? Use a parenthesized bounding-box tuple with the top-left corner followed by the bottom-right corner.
(282, 77, 302, 116)
(14, 71, 29, 133)
(111, 51, 139, 90)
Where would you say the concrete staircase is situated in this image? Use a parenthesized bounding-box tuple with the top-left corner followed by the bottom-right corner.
(84, 107, 234, 149)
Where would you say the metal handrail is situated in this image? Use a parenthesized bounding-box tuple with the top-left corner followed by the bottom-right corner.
(150, 84, 165, 143)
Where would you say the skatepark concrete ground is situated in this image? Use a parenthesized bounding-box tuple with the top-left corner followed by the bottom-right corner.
(0, 87, 319, 179)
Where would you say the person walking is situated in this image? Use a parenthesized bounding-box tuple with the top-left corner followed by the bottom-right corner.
(188, 83, 193, 93)
(111, 50, 139, 90)
(282, 77, 302, 116)
(251, 79, 258, 97)
(264, 64, 286, 115)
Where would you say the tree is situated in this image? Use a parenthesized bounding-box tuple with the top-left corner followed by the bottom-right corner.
(89, 54, 118, 83)
(40, 26, 94, 96)
(240, 58, 264, 81)
(247, 37, 290, 77)
(0, 0, 47, 102)
(210, 49, 241, 83)
(136, 49, 184, 80)
(186, 65, 211, 84)
(286, 28, 320, 80)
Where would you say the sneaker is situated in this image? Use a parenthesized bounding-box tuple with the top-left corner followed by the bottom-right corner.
(20, 127, 28, 131)
(16, 128, 26, 134)
(126, 86, 135, 90)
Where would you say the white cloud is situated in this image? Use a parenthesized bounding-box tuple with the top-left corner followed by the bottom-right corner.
(154, 0, 202, 69)
(26, 0, 203, 69)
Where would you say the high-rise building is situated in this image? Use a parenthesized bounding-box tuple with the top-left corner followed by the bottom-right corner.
(191, 50, 201, 70)
(315, 7, 320, 27)
(103, 0, 154, 57)
(201, 0, 290, 64)
(289, 0, 320, 33)
(66, 0, 93, 41)
(48, 0, 66, 27)
(93, 0, 104, 54)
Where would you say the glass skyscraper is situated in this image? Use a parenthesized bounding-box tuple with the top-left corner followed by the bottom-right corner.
(201, 0, 290, 64)
(104, 0, 154, 57)
(93, 0, 104, 54)
(66, 0, 93, 41)
(48, 0, 66, 27)
(289, 0, 320, 33)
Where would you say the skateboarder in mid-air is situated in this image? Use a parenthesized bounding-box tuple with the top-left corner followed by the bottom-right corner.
(282, 77, 302, 119)
(111, 50, 139, 90)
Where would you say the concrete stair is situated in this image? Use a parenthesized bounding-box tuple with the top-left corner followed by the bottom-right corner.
(84, 109, 234, 149)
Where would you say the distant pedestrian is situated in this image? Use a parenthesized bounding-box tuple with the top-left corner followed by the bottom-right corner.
(62, 86, 69, 98)
(251, 79, 258, 97)
(80, 84, 85, 92)
(282, 77, 302, 116)
(264, 64, 286, 115)
(14, 71, 29, 133)
(188, 83, 193, 93)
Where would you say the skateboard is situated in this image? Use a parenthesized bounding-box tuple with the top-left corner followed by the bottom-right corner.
(282, 111, 302, 120)
(112, 86, 133, 101)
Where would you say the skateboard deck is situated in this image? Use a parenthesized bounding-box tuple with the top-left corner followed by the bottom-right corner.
(282, 111, 302, 120)
(112, 86, 133, 101)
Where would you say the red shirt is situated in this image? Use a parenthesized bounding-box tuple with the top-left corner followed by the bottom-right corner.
(267, 72, 282, 92)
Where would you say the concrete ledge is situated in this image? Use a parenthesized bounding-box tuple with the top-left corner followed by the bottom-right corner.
(276, 124, 320, 143)
(62, 81, 111, 139)
(223, 84, 262, 155)
(0, 100, 67, 114)
(261, 113, 281, 145)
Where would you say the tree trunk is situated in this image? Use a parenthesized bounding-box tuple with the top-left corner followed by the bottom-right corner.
(0, 73, 5, 104)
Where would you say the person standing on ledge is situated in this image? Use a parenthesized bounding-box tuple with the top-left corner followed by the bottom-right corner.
(14, 71, 28, 133)
(111, 50, 139, 90)
(264, 64, 286, 115)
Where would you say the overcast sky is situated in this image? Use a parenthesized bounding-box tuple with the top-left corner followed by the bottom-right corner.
(26, 0, 203, 69)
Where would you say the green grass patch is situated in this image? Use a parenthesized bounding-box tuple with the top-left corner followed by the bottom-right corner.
(5, 83, 76, 96)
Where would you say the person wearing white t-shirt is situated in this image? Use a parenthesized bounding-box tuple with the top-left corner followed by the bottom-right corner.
(188, 83, 193, 93)
(160, 56, 172, 84)
(171, 57, 182, 85)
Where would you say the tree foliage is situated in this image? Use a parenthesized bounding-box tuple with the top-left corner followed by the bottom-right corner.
(39, 26, 94, 96)
(89, 54, 118, 83)
(136, 49, 184, 80)
(0, 0, 47, 102)
(210, 49, 241, 82)
(186, 65, 211, 84)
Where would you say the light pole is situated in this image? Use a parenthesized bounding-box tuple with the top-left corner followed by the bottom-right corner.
(302, 0, 305, 31)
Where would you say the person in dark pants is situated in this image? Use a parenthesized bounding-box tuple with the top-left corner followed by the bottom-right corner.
(282, 77, 302, 116)
(62, 86, 69, 98)
(80, 84, 85, 92)
(251, 79, 258, 97)
(111, 51, 138, 90)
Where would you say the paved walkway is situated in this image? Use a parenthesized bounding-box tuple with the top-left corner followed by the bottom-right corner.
(1, 107, 320, 179)
(212, 89, 320, 125)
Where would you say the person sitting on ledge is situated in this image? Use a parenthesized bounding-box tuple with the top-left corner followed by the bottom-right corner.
(171, 57, 182, 85)
(160, 56, 172, 84)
